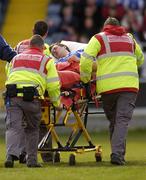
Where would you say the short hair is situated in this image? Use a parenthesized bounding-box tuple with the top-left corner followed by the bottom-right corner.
(49, 42, 70, 54)
(33, 20, 48, 36)
(30, 35, 44, 48)
(104, 17, 120, 26)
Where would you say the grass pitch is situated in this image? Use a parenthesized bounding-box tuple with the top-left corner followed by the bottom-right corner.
(0, 130, 146, 180)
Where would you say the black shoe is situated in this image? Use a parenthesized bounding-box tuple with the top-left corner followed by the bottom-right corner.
(5, 155, 14, 168)
(27, 163, 42, 168)
(110, 153, 125, 166)
(19, 152, 26, 164)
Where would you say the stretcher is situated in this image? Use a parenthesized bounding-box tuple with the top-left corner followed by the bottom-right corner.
(38, 78, 103, 166)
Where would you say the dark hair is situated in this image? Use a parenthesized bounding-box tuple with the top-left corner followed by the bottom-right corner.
(30, 35, 44, 48)
(49, 42, 71, 54)
(104, 17, 120, 26)
(33, 20, 48, 36)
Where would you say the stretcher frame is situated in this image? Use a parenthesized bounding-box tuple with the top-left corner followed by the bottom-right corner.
(38, 85, 103, 166)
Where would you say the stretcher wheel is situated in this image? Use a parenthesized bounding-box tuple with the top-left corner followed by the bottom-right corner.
(95, 146, 102, 162)
(69, 154, 76, 166)
(54, 152, 60, 163)
(95, 153, 102, 162)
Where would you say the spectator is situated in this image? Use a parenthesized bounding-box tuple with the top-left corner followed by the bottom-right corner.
(101, 0, 125, 21)
(60, 5, 77, 34)
(82, 17, 97, 40)
(139, 7, 146, 42)
(45, 0, 62, 43)
(123, 0, 144, 11)
(121, 8, 143, 40)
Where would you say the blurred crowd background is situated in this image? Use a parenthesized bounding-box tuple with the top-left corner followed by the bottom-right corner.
(1, 0, 146, 48)
(44, 0, 146, 46)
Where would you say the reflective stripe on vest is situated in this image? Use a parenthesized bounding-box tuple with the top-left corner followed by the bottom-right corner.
(10, 55, 49, 78)
(98, 52, 136, 60)
(100, 32, 111, 53)
(46, 77, 60, 83)
(96, 71, 138, 81)
(7, 81, 39, 87)
(82, 52, 96, 61)
(96, 32, 135, 60)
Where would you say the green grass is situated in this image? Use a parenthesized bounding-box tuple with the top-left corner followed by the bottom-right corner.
(0, 130, 146, 180)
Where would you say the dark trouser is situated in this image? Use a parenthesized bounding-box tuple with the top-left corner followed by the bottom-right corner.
(5, 103, 25, 159)
(101, 92, 137, 159)
(5, 97, 41, 165)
